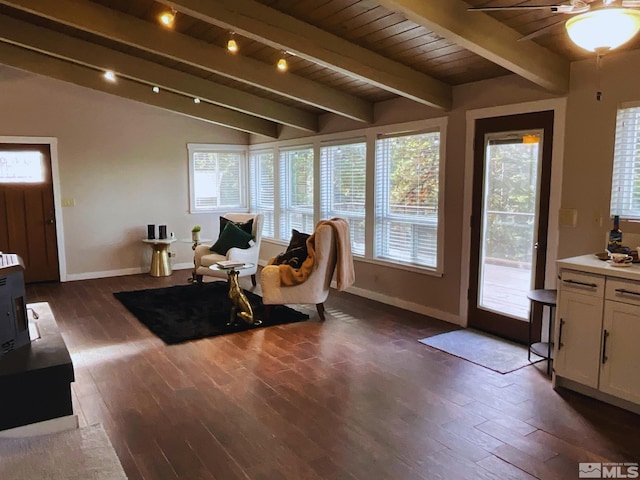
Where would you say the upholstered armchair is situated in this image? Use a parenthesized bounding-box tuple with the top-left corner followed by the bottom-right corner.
(194, 213, 263, 286)
(260, 223, 337, 320)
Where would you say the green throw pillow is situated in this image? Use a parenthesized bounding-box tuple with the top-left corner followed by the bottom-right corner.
(219, 216, 253, 237)
(210, 221, 253, 254)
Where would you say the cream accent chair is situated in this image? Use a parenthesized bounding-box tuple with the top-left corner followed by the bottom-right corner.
(260, 224, 337, 320)
(194, 213, 263, 286)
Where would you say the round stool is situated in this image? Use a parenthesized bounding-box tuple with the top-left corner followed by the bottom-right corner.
(526, 289, 557, 376)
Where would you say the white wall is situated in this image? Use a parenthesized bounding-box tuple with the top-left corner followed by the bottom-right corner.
(0, 65, 247, 279)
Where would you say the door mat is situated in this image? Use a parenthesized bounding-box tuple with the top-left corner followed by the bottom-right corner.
(419, 328, 544, 374)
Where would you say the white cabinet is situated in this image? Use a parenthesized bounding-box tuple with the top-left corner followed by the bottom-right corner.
(554, 259, 640, 413)
(601, 279, 640, 404)
(555, 271, 604, 388)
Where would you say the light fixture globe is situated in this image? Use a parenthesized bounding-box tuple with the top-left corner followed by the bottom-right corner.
(566, 8, 640, 52)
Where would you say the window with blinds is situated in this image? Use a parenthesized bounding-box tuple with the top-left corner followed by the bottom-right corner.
(374, 130, 441, 268)
(279, 146, 314, 240)
(611, 104, 640, 220)
(249, 150, 275, 238)
(320, 140, 366, 255)
(188, 144, 247, 213)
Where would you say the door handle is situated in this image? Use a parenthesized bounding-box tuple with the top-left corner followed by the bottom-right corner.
(562, 279, 597, 288)
(47, 218, 55, 225)
(602, 329, 609, 364)
(558, 318, 565, 350)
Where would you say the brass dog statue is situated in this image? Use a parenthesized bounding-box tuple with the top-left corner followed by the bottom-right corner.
(227, 269, 261, 326)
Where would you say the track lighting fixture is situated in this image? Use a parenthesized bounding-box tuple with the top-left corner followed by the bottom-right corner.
(193, 98, 201, 104)
(103, 70, 116, 82)
(277, 51, 288, 72)
(227, 32, 238, 53)
(159, 8, 177, 28)
(152, 86, 160, 93)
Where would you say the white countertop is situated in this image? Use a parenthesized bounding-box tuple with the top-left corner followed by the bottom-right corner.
(558, 254, 640, 280)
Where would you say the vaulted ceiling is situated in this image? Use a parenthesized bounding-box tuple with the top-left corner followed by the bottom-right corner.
(0, 0, 637, 137)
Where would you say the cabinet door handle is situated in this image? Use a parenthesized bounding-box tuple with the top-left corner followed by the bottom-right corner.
(562, 279, 598, 288)
(558, 318, 565, 350)
(614, 288, 640, 297)
(602, 329, 609, 364)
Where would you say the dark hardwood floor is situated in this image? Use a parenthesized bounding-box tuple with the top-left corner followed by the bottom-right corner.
(25, 270, 640, 480)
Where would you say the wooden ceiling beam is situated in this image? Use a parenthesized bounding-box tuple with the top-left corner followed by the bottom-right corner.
(0, 14, 318, 132)
(0, 43, 278, 137)
(162, 0, 452, 110)
(375, 0, 570, 94)
(0, 0, 373, 123)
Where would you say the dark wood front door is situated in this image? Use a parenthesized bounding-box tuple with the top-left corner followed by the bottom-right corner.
(0, 143, 59, 283)
(468, 111, 554, 344)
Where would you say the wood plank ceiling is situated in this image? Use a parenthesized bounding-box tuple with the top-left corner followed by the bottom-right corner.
(0, 0, 636, 137)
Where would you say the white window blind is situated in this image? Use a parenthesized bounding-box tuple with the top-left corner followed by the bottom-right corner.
(188, 144, 246, 213)
(611, 105, 640, 219)
(279, 146, 314, 240)
(374, 131, 441, 268)
(320, 140, 366, 255)
(249, 150, 275, 238)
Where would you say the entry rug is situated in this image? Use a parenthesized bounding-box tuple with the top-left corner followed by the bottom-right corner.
(419, 328, 543, 374)
(114, 281, 309, 344)
(0, 424, 127, 479)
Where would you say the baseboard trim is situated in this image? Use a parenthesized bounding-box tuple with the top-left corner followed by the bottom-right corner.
(65, 264, 192, 282)
(333, 281, 462, 326)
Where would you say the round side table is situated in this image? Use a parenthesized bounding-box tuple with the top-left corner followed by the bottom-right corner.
(142, 238, 176, 277)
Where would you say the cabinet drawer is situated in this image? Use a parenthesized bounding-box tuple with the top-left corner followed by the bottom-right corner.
(560, 270, 604, 297)
(606, 277, 640, 306)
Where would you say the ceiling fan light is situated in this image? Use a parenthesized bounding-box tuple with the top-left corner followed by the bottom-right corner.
(566, 8, 640, 52)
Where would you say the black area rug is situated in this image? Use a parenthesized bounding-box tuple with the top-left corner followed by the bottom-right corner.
(114, 282, 309, 345)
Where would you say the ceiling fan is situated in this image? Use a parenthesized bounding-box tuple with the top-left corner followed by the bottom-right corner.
(469, 0, 640, 52)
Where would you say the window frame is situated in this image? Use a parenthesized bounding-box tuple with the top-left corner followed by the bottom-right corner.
(188, 143, 248, 214)
(373, 127, 445, 272)
(249, 148, 276, 239)
(247, 117, 447, 276)
(278, 145, 315, 241)
(319, 137, 367, 257)
(610, 102, 640, 220)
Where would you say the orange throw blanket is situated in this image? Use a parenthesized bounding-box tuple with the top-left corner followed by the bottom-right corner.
(274, 218, 355, 291)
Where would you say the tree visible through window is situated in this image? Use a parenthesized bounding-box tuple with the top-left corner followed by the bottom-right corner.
(320, 141, 366, 255)
(375, 131, 441, 267)
(611, 104, 640, 220)
(279, 147, 314, 240)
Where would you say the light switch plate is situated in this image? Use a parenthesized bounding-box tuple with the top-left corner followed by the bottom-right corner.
(61, 197, 75, 207)
(558, 208, 577, 227)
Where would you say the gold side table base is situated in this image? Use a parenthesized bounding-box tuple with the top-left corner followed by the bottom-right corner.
(142, 239, 175, 277)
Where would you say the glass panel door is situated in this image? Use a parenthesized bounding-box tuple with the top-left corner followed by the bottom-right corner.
(478, 133, 542, 320)
(468, 110, 554, 344)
